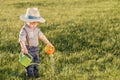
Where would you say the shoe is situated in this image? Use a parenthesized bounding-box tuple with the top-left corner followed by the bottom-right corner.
(36, 77, 40, 80)
(25, 76, 29, 80)
(25, 76, 33, 80)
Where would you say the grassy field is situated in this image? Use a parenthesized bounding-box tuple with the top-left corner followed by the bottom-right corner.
(0, 0, 120, 80)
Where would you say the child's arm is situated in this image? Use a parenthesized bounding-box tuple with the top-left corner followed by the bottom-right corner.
(19, 28, 28, 54)
(39, 34, 53, 47)
(20, 41, 28, 54)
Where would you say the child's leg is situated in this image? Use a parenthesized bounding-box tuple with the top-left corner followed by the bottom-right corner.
(26, 65, 34, 78)
(34, 65, 39, 78)
(33, 51, 40, 78)
(26, 46, 40, 78)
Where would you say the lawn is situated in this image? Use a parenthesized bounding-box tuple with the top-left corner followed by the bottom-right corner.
(0, 0, 120, 80)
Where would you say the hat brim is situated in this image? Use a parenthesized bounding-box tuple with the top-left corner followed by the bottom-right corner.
(20, 15, 46, 23)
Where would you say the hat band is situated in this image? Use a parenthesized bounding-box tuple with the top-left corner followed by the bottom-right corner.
(27, 15, 40, 19)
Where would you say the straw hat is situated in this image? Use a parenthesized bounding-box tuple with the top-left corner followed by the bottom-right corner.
(20, 8, 45, 23)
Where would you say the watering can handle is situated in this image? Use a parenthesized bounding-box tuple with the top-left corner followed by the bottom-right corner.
(25, 53, 33, 59)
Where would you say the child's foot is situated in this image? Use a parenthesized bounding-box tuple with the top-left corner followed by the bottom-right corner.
(25, 76, 32, 80)
(36, 78, 40, 80)
(35, 76, 40, 80)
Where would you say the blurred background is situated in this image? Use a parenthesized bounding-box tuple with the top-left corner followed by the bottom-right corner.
(0, 0, 120, 80)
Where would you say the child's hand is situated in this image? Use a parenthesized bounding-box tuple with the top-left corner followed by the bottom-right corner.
(20, 41, 28, 54)
(48, 44, 54, 48)
(22, 48, 28, 54)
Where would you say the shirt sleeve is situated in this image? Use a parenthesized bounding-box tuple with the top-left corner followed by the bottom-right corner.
(19, 28, 26, 42)
(38, 28, 43, 37)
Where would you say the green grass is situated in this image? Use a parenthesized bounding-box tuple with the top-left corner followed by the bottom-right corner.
(0, 0, 120, 80)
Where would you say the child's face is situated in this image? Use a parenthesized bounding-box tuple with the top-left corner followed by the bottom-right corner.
(27, 22, 39, 28)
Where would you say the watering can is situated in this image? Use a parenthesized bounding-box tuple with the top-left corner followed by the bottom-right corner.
(19, 53, 33, 67)
(45, 45, 55, 55)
